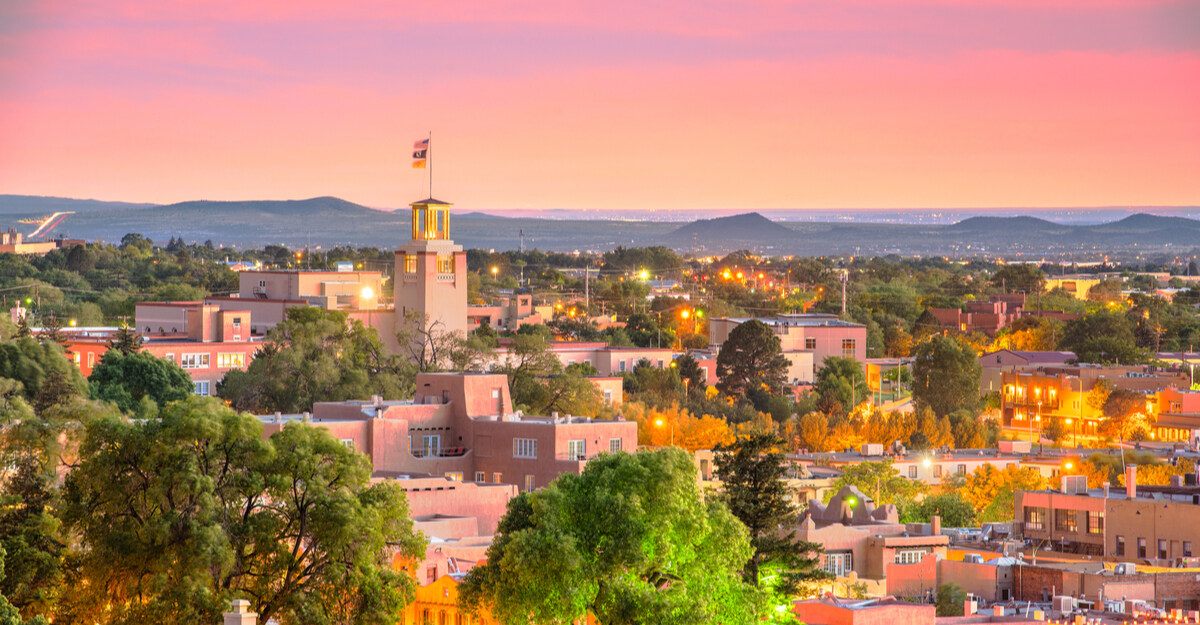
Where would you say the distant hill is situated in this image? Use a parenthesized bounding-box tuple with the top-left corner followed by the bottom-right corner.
(0, 194, 158, 215)
(666, 212, 796, 244)
(1089, 213, 1200, 232)
(944, 215, 1065, 233)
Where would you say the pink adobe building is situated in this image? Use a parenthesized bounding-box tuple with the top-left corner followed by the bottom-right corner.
(793, 596, 1037, 625)
(708, 314, 867, 384)
(257, 373, 637, 493)
(467, 291, 543, 331)
(63, 301, 261, 396)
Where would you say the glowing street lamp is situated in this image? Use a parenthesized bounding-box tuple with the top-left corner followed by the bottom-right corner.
(491, 266, 499, 277)
(639, 269, 649, 280)
(654, 418, 675, 447)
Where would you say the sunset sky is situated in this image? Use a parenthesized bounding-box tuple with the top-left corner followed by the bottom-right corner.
(1, 0, 1197, 211)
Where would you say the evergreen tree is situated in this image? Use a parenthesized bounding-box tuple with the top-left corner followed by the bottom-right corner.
(36, 316, 65, 345)
(714, 433, 831, 598)
(716, 320, 790, 396)
(106, 324, 143, 355)
(14, 315, 31, 340)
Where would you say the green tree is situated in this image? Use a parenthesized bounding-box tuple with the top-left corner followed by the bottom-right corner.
(674, 353, 706, 397)
(714, 434, 831, 598)
(35, 316, 65, 345)
(87, 350, 194, 413)
(716, 320, 790, 396)
(106, 324, 143, 355)
(14, 316, 31, 340)
(908, 407, 954, 449)
(58, 397, 424, 625)
(936, 582, 968, 617)
(825, 461, 927, 511)
(219, 307, 413, 413)
(459, 448, 766, 625)
(911, 336, 981, 416)
(813, 357, 868, 416)
(0, 546, 49, 625)
(947, 410, 986, 449)
(903, 492, 976, 528)
(1059, 311, 1146, 364)
(0, 338, 86, 406)
(991, 265, 1044, 294)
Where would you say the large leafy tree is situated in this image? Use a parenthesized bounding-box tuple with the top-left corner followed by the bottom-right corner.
(911, 336, 981, 416)
(87, 350, 193, 413)
(990, 265, 1045, 294)
(1100, 388, 1150, 441)
(825, 461, 927, 511)
(459, 448, 766, 625)
(58, 397, 424, 625)
(959, 464, 1047, 522)
(714, 433, 830, 598)
(813, 356, 869, 416)
(0, 338, 86, 406)
(219, 307, 413, 413)
(1058, 311, 1146, 364)
(716, 320, 789, 396)
(902, 492, 977, 528)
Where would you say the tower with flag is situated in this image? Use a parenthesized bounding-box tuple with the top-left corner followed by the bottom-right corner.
(389, 133, 467, 345)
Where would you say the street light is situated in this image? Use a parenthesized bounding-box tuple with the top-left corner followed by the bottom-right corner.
(654, 417, 675, 447)
(491, 266, 499, 277)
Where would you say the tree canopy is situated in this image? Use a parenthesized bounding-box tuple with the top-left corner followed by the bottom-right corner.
(87, 350, 194, 413)
(716, 320, 789, 396)
(459, 448, 766, 625)
(58, 396, 424, 625)
(218, 307, 412, 413)
(911, 336, 981, 416)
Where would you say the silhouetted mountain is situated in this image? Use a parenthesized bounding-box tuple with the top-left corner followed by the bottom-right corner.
(0, 194, 157, 215)
(1089, 213, 1200, 232)
(944, 215, 1064, 233)
(667, 212, 795, 241)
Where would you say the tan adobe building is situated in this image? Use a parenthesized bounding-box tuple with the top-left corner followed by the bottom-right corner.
(1013, 466, 1200, 562)
(257, 373, 637, 493)
(708, 313, 867, 384)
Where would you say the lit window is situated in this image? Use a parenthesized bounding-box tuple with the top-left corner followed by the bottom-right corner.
(1088, 512, 1104, 535)
(216, 353, 245, 369)
(1024, 507, 1046, 531)
(446, 472, 462, 482)
(180, 353, 210, 369)
(405, 254, 418, 273)
(524, 475, 535, 492)
(841, 339, 856, 358)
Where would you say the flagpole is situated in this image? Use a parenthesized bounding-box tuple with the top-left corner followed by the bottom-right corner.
(428, 130, 433, 198)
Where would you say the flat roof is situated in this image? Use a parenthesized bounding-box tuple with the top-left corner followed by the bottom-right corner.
(719, 314, 865, 328)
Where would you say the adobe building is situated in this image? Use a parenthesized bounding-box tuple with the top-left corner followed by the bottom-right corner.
(256, 372, 637, 493)
(63, 301, 261, 396)
(978, 350, 1076, 395)
(797, 486, 949, 596)
(708, 314, 867, 384)
(1013, 467, 1200, 563)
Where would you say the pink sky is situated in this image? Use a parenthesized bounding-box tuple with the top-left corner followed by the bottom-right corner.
(1, 0, 1197, 210)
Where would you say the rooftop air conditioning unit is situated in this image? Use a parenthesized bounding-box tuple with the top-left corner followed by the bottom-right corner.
(1114, 563, 1137, 575)
(1062, 475, 1087, 495)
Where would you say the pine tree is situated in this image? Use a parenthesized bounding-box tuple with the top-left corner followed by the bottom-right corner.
(37, 315, 66, 344)
(715, 433, 832, 598)
(108, 324, 143, 355)
(14, 314, 31, 339)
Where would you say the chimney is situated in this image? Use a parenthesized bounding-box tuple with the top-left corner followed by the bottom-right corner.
(302, 411, 312, 423)
(1126, 465, 1137, 499)
(964, 595, 978, 616)
(223, 600, 258, 625)
(1102, 481, 1110, 498)
(931, 515, 942, 536)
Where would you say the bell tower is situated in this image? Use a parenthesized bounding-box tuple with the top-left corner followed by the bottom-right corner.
(393, 197, 467, 338)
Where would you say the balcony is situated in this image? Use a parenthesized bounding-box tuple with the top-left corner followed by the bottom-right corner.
(411, 446, 469, 459)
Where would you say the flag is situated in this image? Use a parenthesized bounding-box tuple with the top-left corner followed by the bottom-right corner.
(413, 137, 429, 168)
(414, 138, 429, 149)
(413, 149, 427, 159)
(412, 159, 426, 169)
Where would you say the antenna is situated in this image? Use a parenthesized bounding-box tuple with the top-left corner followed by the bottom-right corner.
(519, 229, 525, 253)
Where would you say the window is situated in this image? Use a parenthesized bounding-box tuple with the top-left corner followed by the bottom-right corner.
(1024, 507, 1046, 531)
(524, 475, 535, 492)
(405, 254, 418, 273)
(446, 472, 462, 482)
(492, 472, 502, 484)
(513, 438, 538, 459)
(474, 471, 485, 482)
(232, 317, 241, 327)
(1184, 541, 1193, 558)
(895, 550, 924, 565)
(426, 565, 437, 584)
(841, 338, 856, 358)
(824, 551, 853, 576)
(258, 280, 267, 288)
(340, 438, 355, 451)
(805, 337, 816, 350)
(604, 389, 614, 405)
(165, 353, 174, 363)
(1088, 512, 1104, 535)
(908, 466, 918, 478)
(1159, 539, 1168, 560)
(1055, 509, 1078, 533)
(567, 439, 586, 461)
(957, 464, 967, 475)
(609, 438, 623, 453)
(193, 381, 210, 396)
(657, 360, 664, 368)
(619, 360, 627, 372)
(492, 389, 500, 399)
(87, 352, 95, 367)
(1116, 535, 1125, 556)
(179, 353, 210, 369)
(933, 465, 943, 478)
(436, 255, 454, 274)
(422, 435, 441, 457)
(1138, 537, 1147, 559)
(216, 353, 245, 369)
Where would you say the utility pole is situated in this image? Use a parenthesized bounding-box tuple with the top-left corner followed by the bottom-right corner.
(585, 265, 590, 315)
(841, 270, 848, 317)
